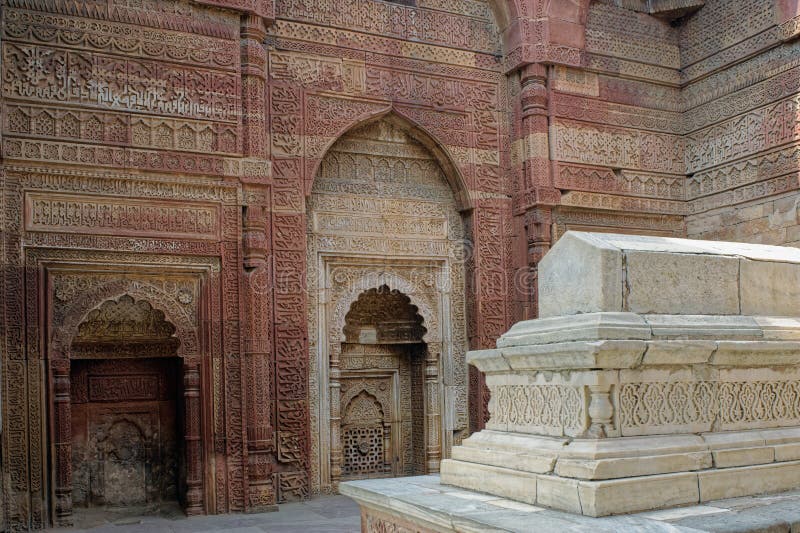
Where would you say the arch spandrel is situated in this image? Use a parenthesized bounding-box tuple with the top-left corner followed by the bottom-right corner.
(330, 273, 441, 345)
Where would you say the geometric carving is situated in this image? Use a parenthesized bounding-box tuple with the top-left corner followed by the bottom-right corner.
(2, 43, 240, 122)
(72, 295, 180, 358)
(552, 119, 684, 174)
(269, 50, 365, 93)
(489, 385, 586, 436)
(307, 116, 468, 494)
(25, 193, 220, 240)
(88, 375, 159, 402)
(0, 2, 514, 521)
(274, 1, 500, 54)
(339, 344, 426, 481)
(342, 391, 389, 478)
(18, 0, 800, 524)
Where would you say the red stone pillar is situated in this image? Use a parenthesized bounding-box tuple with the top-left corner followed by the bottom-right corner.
(183, 362, 204, 515)
(517, 64, 559, 317)
(239, 12, 277, 510)
(52, 358, 72, 526)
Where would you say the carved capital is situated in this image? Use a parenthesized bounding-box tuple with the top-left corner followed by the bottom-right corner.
(241, 14, 268, 76)
(520, 64, 548, 117)
(524, 206, 553, 264)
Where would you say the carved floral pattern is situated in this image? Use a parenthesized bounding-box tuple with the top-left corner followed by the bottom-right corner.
(620, 380, 800, 435)
(490, 385, 585, 434)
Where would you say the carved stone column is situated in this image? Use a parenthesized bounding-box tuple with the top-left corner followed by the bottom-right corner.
(424, 346, 441, 473)
(183, 362, 204, 515)
(239, 12, 277, 510)
(329, 342, 343, 488)
(524, 205, 552, 315)
(52, 358, 72, 526)
(240, 13, 268, 160)
(242, 200, 275, 509)
(517, 63, 559, 317)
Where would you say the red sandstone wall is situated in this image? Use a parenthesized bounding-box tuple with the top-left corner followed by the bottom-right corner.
(2, 0, 800, 530)
(684, 0, 800, 244)
(0, 0, 266, 527)
(547, 1, 686, 239)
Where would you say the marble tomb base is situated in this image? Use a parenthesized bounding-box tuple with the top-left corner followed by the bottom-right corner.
(344, 232, 800, 529)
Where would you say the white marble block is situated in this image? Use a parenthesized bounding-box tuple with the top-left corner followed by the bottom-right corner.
(440, 232, 800, 517)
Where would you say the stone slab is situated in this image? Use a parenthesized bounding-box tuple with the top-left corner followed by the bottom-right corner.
(698, 461, 800, 502)
(740, 259, 800, 316)
(342, 476, 800, 532)
(496, 312, 651, 347)
(712, 447, 774, 468)
(63, 495, 361, 532)
(471, 313, 800, 372)
(537, 231, 800, 318)
(538, 232, 624, 318)
(624, 250, 740, 315)
(440, 460, 538, 505)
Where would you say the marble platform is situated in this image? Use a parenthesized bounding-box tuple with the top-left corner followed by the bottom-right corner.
(439, 232, 800, 517)
(341, 475, 800, 533)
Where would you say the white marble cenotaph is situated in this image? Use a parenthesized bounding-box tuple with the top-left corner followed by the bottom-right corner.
(441, 231, 800, 516)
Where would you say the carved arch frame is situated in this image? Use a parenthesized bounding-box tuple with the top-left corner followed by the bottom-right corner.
(314, 257, 454, 490)
(40, 260, 216, 526)
(306, 110, 469, 493)
(305, 107, 474, 212)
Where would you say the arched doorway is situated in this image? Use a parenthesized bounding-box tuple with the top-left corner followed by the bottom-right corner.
(307, 115, 469, 493)
(339, 286, 427, 479)
(53, 294, 202, 524)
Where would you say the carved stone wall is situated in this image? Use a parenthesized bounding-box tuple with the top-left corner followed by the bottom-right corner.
(339, 291, 428, 480)
(3, 0, 800, 529)
(307, 119, 468, 493)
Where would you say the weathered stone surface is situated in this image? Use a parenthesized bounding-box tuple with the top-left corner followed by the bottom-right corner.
(430, 234, 800, 518)
(539, 232, 800, 318)
(3, 0, 800, 529)
(578, 473, 701, 517)
(341, 475, 800, 532)
(538, 232, 624, 317)
(740, 259, 800, 316)
(439, 461, 538, 505)
(711, 447, 775, 468)
(698, 462, 800, 501)
(624, 250, 739, 314)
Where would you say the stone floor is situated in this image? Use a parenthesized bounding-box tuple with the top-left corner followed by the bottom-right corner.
(54, 495, 361, 533)
(50, 476, 800, 532)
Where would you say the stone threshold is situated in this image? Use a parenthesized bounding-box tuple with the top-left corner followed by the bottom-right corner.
(341, 475, 800, 532)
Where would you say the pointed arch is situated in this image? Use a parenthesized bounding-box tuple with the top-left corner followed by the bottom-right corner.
(342, 389, 386, 425)
(71, 294, 181, 358)
(306, 108, 473, 211)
